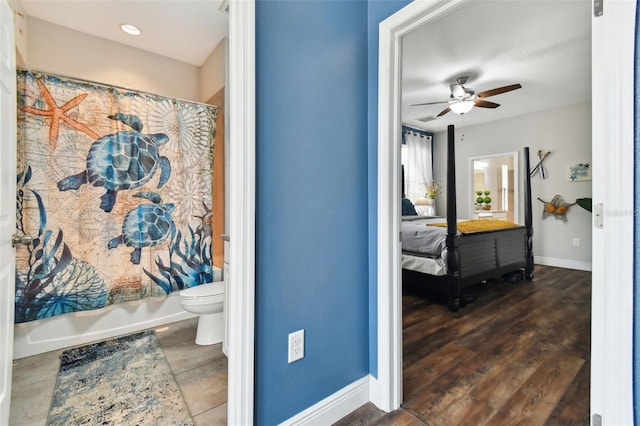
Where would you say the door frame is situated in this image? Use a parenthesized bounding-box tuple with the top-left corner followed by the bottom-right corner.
(375, 0, 471, 411)
(0, 0, 16, 422)
(376, 0, 634, 421)
(227, 0, 255, 424)
(590, 1, 635, 423)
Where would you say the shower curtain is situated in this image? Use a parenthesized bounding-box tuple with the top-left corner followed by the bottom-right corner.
(15, 69, 218, 323)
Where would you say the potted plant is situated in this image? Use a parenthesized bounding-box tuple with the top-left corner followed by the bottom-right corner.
(424, 180, 440, 205)
(474, 190, 492, 210)
(483, 190, 491, 210)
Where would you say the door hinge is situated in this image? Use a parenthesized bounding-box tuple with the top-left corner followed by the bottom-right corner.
(594, 0, 603, 17)
(594, 202, 604, 229)
(592, 413, 602, 426)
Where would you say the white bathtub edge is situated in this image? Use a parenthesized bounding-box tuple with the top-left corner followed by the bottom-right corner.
(13, 293, 196, 359)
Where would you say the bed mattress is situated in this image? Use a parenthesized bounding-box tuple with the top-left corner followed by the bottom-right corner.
(401, 216, 448, 276)
(401, 216, 448, 256)
(401, 253, 446, 276)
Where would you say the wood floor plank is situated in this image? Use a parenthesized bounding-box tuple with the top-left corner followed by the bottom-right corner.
(402, 362, 484, 423)
(332, 402, 385, 426)
(370, 410, 425, 426)
(403, 342, 475, 397)
(487, 352, 585, 425)
(334, 266, 590, 426)
(549, 356, 590, 421)
(401, 327, 536, 421)
(402, 327, 455, 367)
(545, 402, 590, 426)
(436, 327, 558, 425)
(403, 312, 452, 348)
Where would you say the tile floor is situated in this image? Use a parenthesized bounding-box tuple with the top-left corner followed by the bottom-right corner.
(9, 317, 227, 425)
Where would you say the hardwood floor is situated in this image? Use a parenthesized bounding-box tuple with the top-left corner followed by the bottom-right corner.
(335, 265, 590, 425)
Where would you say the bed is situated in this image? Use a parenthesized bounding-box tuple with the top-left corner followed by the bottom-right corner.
(402, 125, 534, 311)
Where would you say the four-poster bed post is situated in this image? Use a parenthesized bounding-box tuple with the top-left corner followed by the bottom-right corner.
(411, 124, 535, 312)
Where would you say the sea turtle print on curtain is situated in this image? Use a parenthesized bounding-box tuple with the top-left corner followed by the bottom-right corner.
(57, 113, 173, 213)
(15, 70, 218, 323)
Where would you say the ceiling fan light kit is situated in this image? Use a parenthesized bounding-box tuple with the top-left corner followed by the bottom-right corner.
(449, 100, 475, 115)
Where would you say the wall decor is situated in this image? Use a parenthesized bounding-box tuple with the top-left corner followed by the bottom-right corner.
(576, 197, 592, 212)
(15, 69, 218, 322)
(530, 150, 550, 179)
(537, 195, 575, 223)
(568, 161, 591, 181)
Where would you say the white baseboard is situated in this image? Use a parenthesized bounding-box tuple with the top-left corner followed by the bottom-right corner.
(368, 375, 381, 409)
(280, 375, 371, 425)
(535, 256, 592, 272)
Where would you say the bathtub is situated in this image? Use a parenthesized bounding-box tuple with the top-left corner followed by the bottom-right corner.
(13, 292, 195, 359)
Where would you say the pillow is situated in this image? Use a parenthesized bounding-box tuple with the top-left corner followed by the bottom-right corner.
(402, 198, 418, 216)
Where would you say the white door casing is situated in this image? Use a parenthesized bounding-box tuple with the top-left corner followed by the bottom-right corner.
(590, 1, 635, 424)
(375, 0, 471, 411)
(227, 0, 255, 424)
(0, 0, 16, 422)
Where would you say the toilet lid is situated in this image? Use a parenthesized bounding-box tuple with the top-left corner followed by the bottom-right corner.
(180, 281, 224, 299)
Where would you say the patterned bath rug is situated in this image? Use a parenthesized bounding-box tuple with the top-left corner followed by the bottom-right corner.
(47, 330, 194, 425)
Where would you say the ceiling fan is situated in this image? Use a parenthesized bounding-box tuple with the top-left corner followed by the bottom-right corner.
(412, 76, 522, 117)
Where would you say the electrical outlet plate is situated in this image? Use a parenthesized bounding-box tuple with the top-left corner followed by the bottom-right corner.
(288, 329, 304, 363)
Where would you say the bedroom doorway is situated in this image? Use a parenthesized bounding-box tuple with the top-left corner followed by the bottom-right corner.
(378, 0, 633, 423)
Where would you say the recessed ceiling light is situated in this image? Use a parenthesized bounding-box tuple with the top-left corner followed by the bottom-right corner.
(120, 23, 142, 36)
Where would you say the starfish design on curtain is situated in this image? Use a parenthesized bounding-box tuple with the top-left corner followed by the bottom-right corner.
(21, 78, 100, 148)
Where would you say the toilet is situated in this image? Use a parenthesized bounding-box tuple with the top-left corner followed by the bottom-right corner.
(179, 281, 225, 345)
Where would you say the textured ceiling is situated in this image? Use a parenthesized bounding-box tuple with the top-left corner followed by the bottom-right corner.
(14, 0, 229, 66)
(402, 0, 592, 133)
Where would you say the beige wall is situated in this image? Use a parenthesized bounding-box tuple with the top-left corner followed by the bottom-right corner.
(200, 38, 226, 103)
(25, 17, 200, 101)
(8, 1, 28, 65)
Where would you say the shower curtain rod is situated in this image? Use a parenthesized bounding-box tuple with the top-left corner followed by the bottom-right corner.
(17, 65, 222, 110)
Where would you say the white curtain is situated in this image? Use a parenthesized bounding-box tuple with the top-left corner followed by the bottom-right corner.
(402, 129, 433, 202)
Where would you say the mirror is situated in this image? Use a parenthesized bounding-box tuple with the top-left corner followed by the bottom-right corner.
(469, 152, 518, 222)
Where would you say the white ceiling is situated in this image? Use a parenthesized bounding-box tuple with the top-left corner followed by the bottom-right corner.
(402, 0, 592, 133)
(14, 0, 229, 67)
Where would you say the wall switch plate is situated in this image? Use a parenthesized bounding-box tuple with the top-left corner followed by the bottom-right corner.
(288, 329, 304, 363)
(572, 238, 580, 247)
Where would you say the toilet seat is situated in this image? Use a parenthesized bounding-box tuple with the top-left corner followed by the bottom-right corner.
(180, 282, 224, 304)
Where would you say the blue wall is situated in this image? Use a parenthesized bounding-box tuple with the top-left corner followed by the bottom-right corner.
(255, 1, 369, 424)
(366, 0, 412, 378)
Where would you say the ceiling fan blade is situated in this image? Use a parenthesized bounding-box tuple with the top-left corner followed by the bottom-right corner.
(437, 106, 451, 117)
(476, 83, 522, 99)
(474, 99, 500, 109)
(411, 100, 450, 106)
